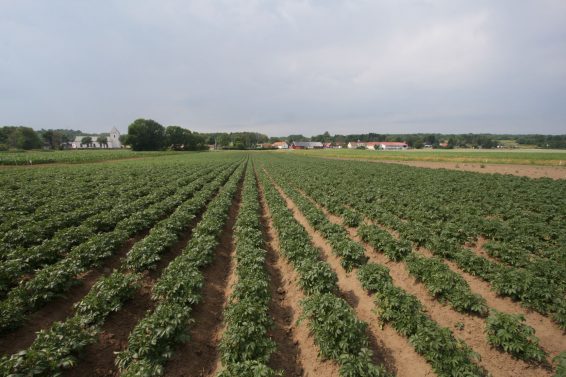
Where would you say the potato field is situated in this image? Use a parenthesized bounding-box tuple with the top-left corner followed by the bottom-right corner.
(0, 151, 565, 377)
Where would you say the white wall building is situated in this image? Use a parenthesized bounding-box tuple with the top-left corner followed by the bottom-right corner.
(70, 127, 122, 149)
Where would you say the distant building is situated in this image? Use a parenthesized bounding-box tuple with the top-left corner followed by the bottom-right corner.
(373, 142, 408, 150)
(291, 141, 323, 149)
(272, 141, 289, 149)
(347, 142, 367, 149)
(70, 127, 122, 149)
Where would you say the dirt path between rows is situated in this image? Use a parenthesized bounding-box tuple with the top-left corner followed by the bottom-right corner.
(258, 174, 306, 377)
(65, 214, 205, 377)
(358, 214, 565, 363)
(316, 156, 566, 180)
(269, 181, 433, 377)
(258, 173, 341, 377)
(0, 231, 148, 356)
(367, 247, 553, 377)
(163, 179, 242, 377)
(268, 178, 398, 373)
(303, 198, 554, 376)
(64, 172, 239, 376)
(414, 246, 566, 362)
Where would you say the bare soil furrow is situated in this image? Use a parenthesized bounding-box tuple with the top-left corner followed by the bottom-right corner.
(258, 178, 305, 377)
(65, 214, 206, 377)
(413, 246, 566, 361)
(294, 186, 555, 377)
(279, 185, 432, 377)
(257, 179, 341, 377)
(275, 181, 396, 371)
(64, 279, 155, 377)
(0, 231, 148, 356)
(163, 183, 242, 377)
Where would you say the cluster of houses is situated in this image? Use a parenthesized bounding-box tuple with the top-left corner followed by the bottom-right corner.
(258, 140, 409, 150)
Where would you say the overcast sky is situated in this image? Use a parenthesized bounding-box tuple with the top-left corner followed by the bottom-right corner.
(1, 1, 565, 136)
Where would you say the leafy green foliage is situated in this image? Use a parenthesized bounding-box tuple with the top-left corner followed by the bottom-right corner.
(357, 263, 392, 292)
(219, 166, 276, 375)
(118, 161, 245, 376)
(485, 311, 547, 363)
(301, 293, 370, 360)
(405, 254, 489, 316)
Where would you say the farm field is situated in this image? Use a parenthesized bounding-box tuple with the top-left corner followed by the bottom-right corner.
(0, 151, 565, 377)
(291, 148, 566, 165)
(0, 149, 181, 165)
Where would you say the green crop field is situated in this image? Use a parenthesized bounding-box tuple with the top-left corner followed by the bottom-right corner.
(289, 147, 566, 166)
(0, 149, 182, 165)
(0, 151, 564, 377)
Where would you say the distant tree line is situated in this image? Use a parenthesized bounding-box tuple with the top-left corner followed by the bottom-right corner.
(269, 132, 566, 149)
(2, 123, 566, 151)
(0, 127, 43, 150)
(201, 132, 269, 149)
(515, 135, 566, 149)
(125, 119, 207, 151)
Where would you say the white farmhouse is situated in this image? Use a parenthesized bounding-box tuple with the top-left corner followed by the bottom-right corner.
(371, 142, 408, 150)
(272, 141, 289, 149)
(347, 141, 367, 149)
(70, 127, 122, 149)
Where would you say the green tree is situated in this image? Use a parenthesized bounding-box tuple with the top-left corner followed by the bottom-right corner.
(127, 119, 165, 151)
(97, 136, 108, 148)
(81, 136, 93, 148)
(1, 127, 42, 150)
(119, 134, 129, 146)
(165, 126, 188, 150)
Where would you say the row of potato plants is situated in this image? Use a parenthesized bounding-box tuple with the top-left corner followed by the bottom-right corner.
(0, 171, 202, 297)
(217, 164, 277, 376)
(262, 158, 549, 364)
(264, 169, 367, 272)
(264, 155, 566, 330)
(123, 162, 240, 273)
(295, 182, 550, 365)
(263, 165, 492, 374)
(0, 271, 140, 375)
(0, 159, 245, 376)
(271, 153, 565, 267)
(355, 223, 488, 317)
(357, 263, 485, 376)
(0, 163, 176, 250)
(0, 163, 234, 333)
(0, 153, 229, 239)
(0, 169, 115, 235)
(116, 161, 245, 376)
(256, 165, 389, 377)
(265, 161, 489, 318)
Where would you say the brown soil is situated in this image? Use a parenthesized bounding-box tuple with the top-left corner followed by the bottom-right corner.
(396, 160, 566, 179)
(257, 172, 305, 376)
(163, 179, 242, 377)
(64, 278, 155, 377)
(293, 186, 557, 376)
(0, 232, 148, 356)
(414, 246, 566, 362)
(320, 157, 566, 180)
(349, 231, 553, 376)
(272, 182, 433, 377)
(65, 215, 205, 377)
(256, 171, 303, 377)
(257, 177, 341, 377)
(465, 236, 503, 265)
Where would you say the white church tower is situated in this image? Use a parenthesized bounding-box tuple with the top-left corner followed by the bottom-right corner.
(109, 127, 122, 148)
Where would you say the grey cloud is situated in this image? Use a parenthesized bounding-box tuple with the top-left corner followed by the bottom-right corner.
(1, 0, 565, 135)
